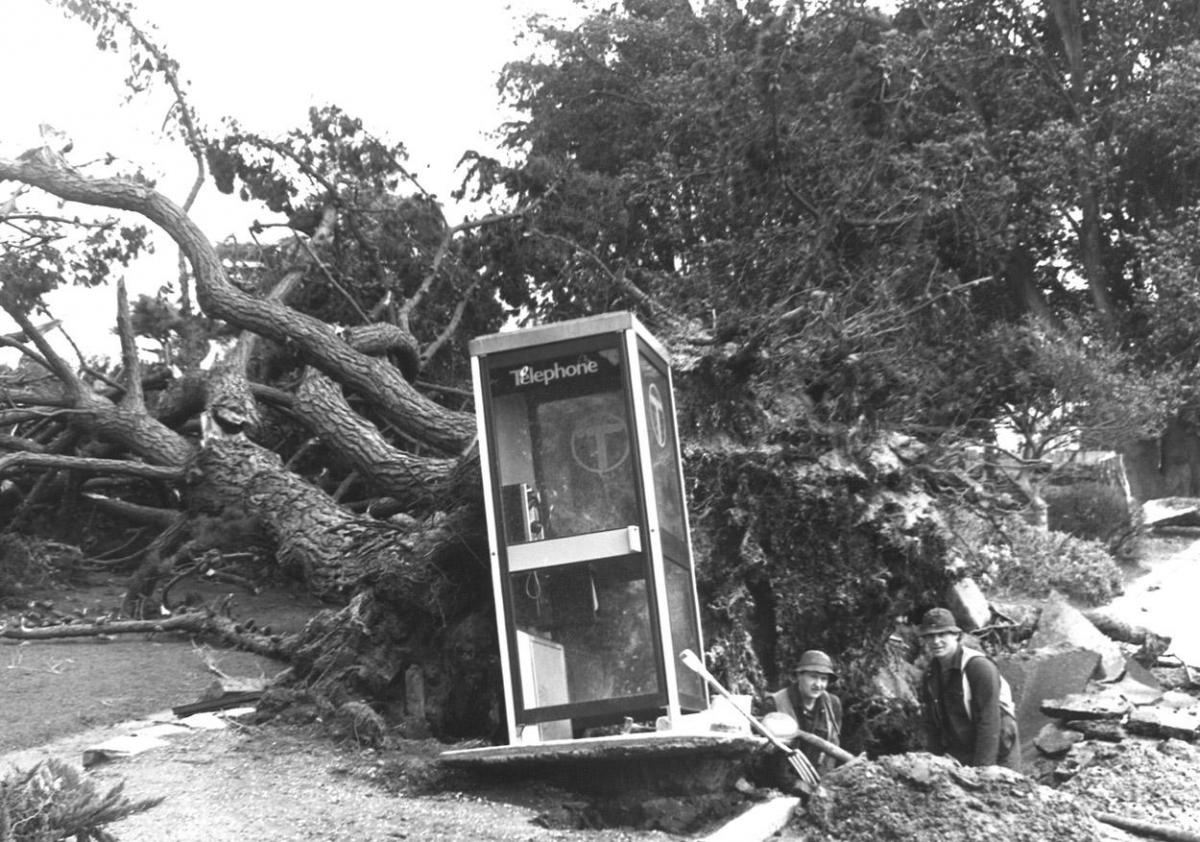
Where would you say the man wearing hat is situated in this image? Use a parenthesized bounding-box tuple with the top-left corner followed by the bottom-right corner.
(916, 607, 1020, 770)
(764, 649, 843, 775)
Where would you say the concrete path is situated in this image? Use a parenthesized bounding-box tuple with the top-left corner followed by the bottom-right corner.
(1104, 539, 1200, 667)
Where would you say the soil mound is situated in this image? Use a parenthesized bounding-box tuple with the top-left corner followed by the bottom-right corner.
(795, 753, 1103, 841)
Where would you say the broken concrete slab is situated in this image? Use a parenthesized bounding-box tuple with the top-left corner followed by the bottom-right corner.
(82, 734, 170, 768)
(999, 646, 1100, 768)
(133, 723, 191, 740)
(1159, 690, 1200, 710)
(1028, 599, 1125, 680)
(177, 711, 241, 730)
(1102, 669, 1163, 707)
(440, 733, 766, 796)
(1142, 497, 1200, 528)
(1126, 706, 1200, 741)
(701, 795, 800, 842)
(1039, 691, 1132, 721)
(945, 578, 990, 632)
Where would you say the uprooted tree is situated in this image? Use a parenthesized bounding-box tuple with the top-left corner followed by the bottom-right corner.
(3, 0, 1193, 746)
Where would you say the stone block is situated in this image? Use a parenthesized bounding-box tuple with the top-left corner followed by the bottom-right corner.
(945, 578, 991, 632)
(1033, 723, 1084, 758)
(1028, 598, 1125, 680)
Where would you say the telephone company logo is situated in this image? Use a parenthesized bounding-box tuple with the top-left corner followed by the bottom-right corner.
(511, 356, 599, 387)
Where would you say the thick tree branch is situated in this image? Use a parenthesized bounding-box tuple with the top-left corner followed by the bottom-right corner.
(293, 368, 457, 506)
(0, 451, 184, 481)
(0, 155, 474, 453)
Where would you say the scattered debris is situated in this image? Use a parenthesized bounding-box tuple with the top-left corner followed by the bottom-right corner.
(1061, 740, 1200, 838)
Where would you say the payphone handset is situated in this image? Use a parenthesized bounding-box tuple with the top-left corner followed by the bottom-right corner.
(501, 483, 546, 543)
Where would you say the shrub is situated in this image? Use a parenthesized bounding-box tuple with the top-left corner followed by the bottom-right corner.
(948, 509, 1123, 606)
(1044, 481, 1131, 544)
(0, 758, 162, 841)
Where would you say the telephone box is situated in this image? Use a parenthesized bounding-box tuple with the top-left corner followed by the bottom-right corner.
(470, 312, 706, 744)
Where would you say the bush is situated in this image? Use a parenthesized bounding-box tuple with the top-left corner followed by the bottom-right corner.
(0, 758, 162, 841)
(1044, 481, 1131, 544)
(948, 510, 1123, 606)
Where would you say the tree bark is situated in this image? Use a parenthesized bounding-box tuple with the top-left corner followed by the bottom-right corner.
(0, 156, 476, 454)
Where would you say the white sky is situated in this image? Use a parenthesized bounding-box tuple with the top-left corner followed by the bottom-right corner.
(0, 0, 582, 360)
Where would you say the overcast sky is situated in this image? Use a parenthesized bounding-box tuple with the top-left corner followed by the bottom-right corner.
(0, 0, 582, 358)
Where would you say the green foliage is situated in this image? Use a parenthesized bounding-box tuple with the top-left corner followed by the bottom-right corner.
(948, 509, 1123, 606)
(0, 758, 162, 841)
(0, 220, 148, 317)
(963, 320, 1176, 457)
(204, 104, 506, 387)
(1044, 481, 1132, 545)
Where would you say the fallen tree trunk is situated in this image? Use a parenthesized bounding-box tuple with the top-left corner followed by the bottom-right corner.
(0, 611, 294, 660)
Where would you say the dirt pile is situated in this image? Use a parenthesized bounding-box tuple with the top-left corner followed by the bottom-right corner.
(792, 753, 1105, 842)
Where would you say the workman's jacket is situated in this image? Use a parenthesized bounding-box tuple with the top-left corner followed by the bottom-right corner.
(919, 645, 1020, 770)
(765, 684, 843, 773)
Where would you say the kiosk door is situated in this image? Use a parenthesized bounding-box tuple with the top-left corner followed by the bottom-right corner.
(485, 338, 663, 734)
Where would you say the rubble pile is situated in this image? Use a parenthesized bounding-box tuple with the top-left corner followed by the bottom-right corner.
(1060, 739, 1200, 835)
(792, 753, 1105, 842)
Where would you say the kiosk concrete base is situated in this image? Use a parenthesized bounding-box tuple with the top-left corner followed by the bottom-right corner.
(439, 732, 768, 796)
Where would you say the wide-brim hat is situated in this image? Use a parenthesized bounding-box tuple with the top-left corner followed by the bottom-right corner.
(916, 607, 962, 637)
(793, 649, 837, 678)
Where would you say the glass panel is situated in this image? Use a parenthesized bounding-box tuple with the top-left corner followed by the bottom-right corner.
(638, 353, 686, 540)
(509, 559, 659, 708)
(490, 347, 639, 543)
(665, 559, 704, 699)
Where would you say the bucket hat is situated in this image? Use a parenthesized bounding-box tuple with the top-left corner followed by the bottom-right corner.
(916, 607, 962, 637)
(793, 649, 837, 678)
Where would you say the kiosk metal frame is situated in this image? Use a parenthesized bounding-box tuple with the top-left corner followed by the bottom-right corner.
(470, 312, 706, 744)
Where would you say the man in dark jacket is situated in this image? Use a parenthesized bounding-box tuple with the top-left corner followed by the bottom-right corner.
(917, 607, 1020, 770)
(764, 649, 844, 775)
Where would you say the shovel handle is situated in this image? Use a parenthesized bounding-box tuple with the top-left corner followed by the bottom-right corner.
(679, 649, 795, 753)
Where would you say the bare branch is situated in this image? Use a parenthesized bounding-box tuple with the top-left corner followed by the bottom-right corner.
(115, 279, 145, 407)
(399, 190, 559, 325)
(298, 237, 370, 323)
(0, 308, 86, 403)
(421, 276, 481, 366)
